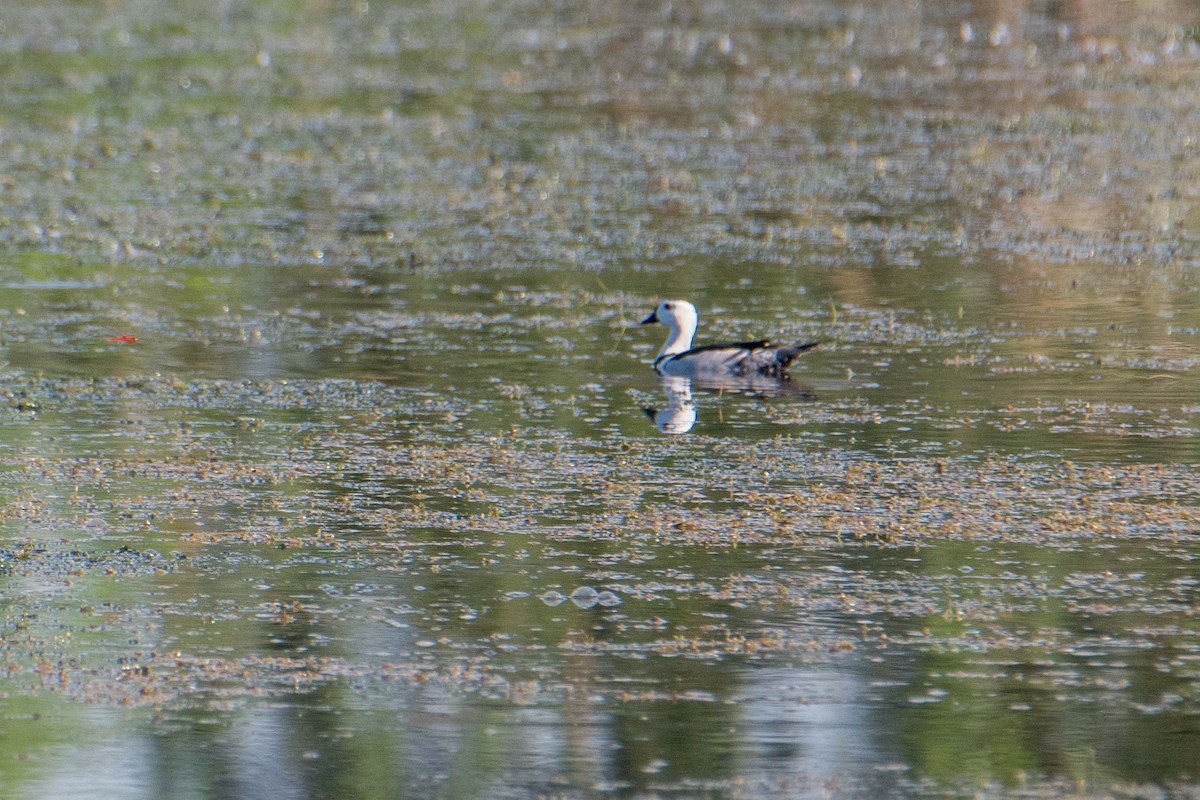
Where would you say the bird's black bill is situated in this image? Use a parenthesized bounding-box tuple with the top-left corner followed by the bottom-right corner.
(641, 310, 659, 325)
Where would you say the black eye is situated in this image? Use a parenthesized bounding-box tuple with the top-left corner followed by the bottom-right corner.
(664, 302, 674, 309)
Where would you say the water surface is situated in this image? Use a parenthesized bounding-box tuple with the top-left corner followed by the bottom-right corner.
(1, 1, 1200, 798)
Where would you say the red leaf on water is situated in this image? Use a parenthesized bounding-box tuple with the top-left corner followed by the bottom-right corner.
(106, 335, 138, 343)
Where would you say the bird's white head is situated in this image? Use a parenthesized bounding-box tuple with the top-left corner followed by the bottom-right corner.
(641, 299, 699, 358)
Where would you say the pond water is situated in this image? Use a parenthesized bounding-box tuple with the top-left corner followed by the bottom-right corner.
(2, 1, 1200, 798)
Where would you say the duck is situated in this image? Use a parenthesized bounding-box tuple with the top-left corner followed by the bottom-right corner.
(641, 300, 819, 380)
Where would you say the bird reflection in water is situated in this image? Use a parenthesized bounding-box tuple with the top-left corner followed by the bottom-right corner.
(643, 374, 815, 434)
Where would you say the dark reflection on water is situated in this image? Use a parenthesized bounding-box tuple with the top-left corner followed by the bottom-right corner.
(643, 375, 818, 434)
(3, 0, 1200, 797)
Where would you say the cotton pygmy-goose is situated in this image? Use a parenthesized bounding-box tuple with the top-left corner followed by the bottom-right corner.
(641, 300, 819, 380)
